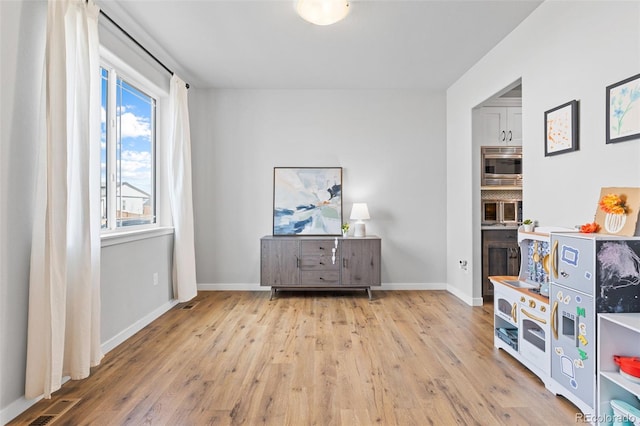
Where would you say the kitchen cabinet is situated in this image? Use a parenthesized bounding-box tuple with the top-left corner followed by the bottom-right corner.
(260, 236, 381, 300)
(480, 106, 522, 146)
(597, 313, 640, 423)
(482, 229, 520, 296)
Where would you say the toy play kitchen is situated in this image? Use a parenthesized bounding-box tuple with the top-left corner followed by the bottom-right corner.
(491, 229, 640, 423)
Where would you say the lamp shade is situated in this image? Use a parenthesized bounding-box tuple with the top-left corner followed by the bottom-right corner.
(350, 203, 370, 220)
(296, 0, 350, 26)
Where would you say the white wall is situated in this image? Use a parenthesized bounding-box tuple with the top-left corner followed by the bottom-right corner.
(447, 1, 640, 304)
(0, 1, 175, 422)
(0, 0, 46, 419)
(189, 89, 447, 289)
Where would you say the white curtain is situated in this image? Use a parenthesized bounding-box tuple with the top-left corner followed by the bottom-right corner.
(25, 0, 102, 400)
(168, 75, 198, 302)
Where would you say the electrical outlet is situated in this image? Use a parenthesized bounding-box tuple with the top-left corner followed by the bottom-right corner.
(459, 260, 468, 271)
(153, 272, 159, 286)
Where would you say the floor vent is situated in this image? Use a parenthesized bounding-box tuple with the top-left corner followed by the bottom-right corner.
(28, 398, 81, 426)
(180, 301, 199, 310)
(28, 416, 55, 426)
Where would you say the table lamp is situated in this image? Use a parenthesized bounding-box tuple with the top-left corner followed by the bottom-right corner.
(350, 203, 370, 237)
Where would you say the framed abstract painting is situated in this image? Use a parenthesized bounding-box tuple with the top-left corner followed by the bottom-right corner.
(544, 100, 578, 156)
(273, 167, 342, 236)
(606, 73, 640, 144)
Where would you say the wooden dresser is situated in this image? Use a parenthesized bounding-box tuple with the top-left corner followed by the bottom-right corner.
(260, 235, 381, 299)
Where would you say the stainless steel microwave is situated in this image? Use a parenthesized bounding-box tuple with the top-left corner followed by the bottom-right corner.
(482, 200, 522, 224)
(481, 146, 522, 186)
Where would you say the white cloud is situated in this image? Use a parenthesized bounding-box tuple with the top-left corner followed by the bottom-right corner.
(119, 105, 151, 138)
(120, 111, 151, 139)
(118, 150, 152, 191)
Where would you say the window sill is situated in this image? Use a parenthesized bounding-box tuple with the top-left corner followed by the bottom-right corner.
(101, 226, 174, 247)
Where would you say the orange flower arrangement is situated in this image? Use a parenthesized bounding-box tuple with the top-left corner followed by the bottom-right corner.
(580, 222, 599, 233)
(599, 193, 627, 215)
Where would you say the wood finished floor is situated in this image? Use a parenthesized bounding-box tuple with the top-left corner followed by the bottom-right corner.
(10, 291, 580, 425)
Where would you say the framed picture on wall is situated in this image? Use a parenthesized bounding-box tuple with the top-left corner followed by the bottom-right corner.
(273, 167, 342, 236)
(544, 100, 579, 156)
(606, 73, 640, 144)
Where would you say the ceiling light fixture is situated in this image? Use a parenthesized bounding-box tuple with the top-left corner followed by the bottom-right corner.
(296, 0, 350, 26)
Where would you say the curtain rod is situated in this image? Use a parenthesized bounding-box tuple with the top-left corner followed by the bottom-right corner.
(98, 9, 190, 89)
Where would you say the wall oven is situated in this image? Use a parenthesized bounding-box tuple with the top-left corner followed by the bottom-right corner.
(482, 200, 522, 224)
(481, 146, 522, 186)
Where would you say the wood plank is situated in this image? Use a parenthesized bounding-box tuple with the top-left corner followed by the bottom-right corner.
(9, 291, 579, 425)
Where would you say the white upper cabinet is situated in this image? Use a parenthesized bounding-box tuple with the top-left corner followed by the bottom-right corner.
(481, 106, 522, 146)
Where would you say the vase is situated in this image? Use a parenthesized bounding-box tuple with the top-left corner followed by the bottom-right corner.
(342, 231, 348, 238)
(604, 213, 626, 234)
(523, 224, 534, 232)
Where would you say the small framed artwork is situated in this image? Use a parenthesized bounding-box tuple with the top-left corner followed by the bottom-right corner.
(273, 167, 342, 236)
(545, 100, 578, 156)
(606, 73, 640, 144)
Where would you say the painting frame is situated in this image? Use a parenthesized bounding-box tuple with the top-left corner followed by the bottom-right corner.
(606, 73, 640, 144)
(544, 100, 578, 157)
(272, 167, 343, 236)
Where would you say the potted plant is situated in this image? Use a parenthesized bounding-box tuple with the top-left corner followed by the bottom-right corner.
(522, 219, 534, 232)
(341, 223, 350, 238)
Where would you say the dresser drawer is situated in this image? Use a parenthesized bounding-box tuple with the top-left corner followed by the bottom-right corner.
(300, 255, 340, 270)
(300, 271, 340, 286)
(300, 240, 339, 256)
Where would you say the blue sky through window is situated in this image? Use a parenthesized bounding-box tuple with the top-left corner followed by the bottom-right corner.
(101, 67, 156, 228)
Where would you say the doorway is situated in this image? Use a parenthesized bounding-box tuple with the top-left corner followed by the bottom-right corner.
(472, 80, 523, 301)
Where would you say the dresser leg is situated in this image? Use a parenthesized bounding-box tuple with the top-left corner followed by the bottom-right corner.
(366, 287, 372, 300)
(270, 288, 276, 300)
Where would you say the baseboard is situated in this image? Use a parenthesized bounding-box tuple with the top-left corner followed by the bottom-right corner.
(446, 284, 483, 306)
(197, 283, 448, 291)
(379, 282, 447, 291)
(1, 376, 74, 424)
(197, 283, 268, 291)
(100, 299, 179, 354)
(197, 282, 479, 307)
(1, 395, 42, 425)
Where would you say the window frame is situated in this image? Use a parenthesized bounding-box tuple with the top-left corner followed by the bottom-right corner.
(99, 47, 168, 238)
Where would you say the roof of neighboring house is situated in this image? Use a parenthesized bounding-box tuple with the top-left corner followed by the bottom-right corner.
(101, 182, 151, 198)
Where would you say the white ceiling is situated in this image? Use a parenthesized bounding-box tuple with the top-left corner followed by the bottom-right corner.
(99, 0, 542, 90)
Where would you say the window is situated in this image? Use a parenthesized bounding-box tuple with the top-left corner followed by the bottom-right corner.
(101, 65, 157, 230)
